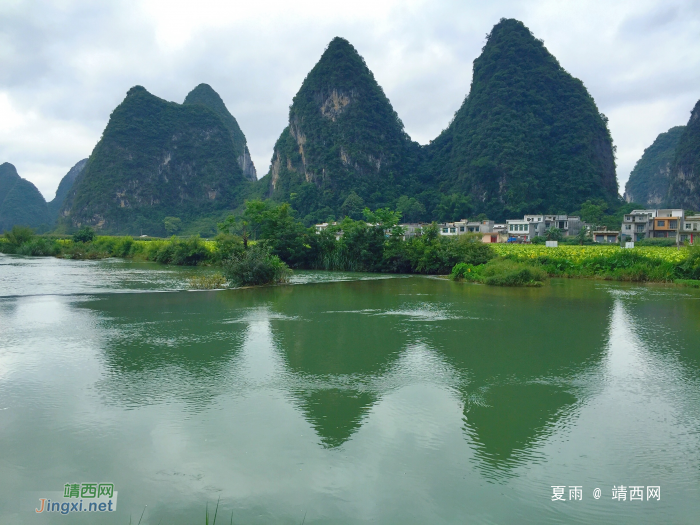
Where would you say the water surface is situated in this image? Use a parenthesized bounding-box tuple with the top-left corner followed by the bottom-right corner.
(1, 255, 699, 524)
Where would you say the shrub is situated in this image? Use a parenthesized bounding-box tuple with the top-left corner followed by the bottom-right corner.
(4, 225, 34, 247)
(450, 262, 480, 281)
(680, 245, 700, 279)
(152, 236, 210, 266)
(479, 259, 547, 287)
(675, 279, 700, 288)
(222, 244, 290, 287)
(16, 237, 60, 256)
(73, 226, 95, 243)
(189, 273, 227, 289)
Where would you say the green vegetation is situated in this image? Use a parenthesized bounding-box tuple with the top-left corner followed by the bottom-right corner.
(222, 243, 291, 287)
(184, 83, 257, 181)
(675, 279, 700, 288)
(189, 272, 227, 289)
(669, 99, 700, 210)
(60, 85, 252, 235)
(423, 18, 618, 220)
(0, 163, 52, 232)
(451, 259, 547, 287)
(624, 126, 684, 206)
(47, 159, 87, 221)
(73, 226, 96, 243)
(266, 36, 420, 224)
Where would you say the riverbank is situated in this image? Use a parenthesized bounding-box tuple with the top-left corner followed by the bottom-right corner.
(2, 223, 699, 285)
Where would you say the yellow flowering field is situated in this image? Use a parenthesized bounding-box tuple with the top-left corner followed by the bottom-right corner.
(491, 244, 689, 264)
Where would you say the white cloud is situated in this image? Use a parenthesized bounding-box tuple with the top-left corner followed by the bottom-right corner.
(0, 0, 698, 199)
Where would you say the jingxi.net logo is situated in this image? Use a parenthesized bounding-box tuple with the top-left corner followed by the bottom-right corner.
(32, 482, 117, 515)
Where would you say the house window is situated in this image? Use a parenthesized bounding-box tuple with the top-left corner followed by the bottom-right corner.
(657, 220, 665, 227)
(695, 224, 698, 231)
(460, 226, 465, 232)
(669, 220, 678, 229)
(442, 228, 448, 233)
(636, 226, 644, 232)
(625, 225, 631, 230)
(625, 216, 631, 221)
(450, 228, 456, 233)
(686, 224, 691, 230)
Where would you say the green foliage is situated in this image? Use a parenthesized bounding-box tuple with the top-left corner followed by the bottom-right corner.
(163, 217, 182, 234)
(669, 100, 700, 209)
(396, 195, 426, 222)
(680, 245, 700, 279)
(47, 159, 87, 223)
(16, 237, 61, 256)
(450, 262, 480, 281)
(624, 126, 684, 205)
(73, 226, 96, 243)
(675, 279, 700, 288)
(4, 225, 35, 247)
(222, 243, 291, 287)
(451, 258, 547, 286)
(61, 86, 251, 235)
(267, 37, 421, 220)
(424, 19, 618, 220)
(480, 259, 547, 287)
(545, 227, 563, 241)
(153, 236, 210, 265)
(0, 163, 52, 232)
(189, 272, 227, 289)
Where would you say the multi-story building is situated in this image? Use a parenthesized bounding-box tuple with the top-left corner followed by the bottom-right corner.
(621, 209, 684, 242)
(680, 215, 700, 244)
(439, 220, 493, 236)
(621, 210, 656, 242)
(506, 214, 584, 241)
(506, 219, 533, 241)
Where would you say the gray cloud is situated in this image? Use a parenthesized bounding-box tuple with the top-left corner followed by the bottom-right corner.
(0, 0, 698, 200)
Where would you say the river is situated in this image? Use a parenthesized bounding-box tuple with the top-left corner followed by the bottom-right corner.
(1, 255, 699, 524)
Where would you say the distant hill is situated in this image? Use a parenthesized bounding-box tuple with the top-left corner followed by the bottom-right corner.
(624, 127, 684, 206)
(60, 86, 252, 235)
(0, 162, 51, 232)
(264, 37, 420, 224)
(422, 18, 619, 219)
(668, 100, 700, 210)
(183, 83, 257, 181)
(48, 158, 87, 221)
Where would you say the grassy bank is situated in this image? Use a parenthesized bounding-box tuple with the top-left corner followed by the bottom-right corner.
(2, 202, 699, 287)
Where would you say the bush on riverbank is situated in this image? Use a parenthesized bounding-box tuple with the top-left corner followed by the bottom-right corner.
(222, 244, 290, 287)
(675, 279, 700, 288)
(451, 259, 547, 286)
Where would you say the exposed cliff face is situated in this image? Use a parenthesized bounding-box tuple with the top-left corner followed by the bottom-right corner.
(61, 86, 249, 234)
(423, 18, 619, 219)
(266, 37, 420, 223)
(183, 83, 257, 181)
(48, 158, 87, 221)
(624, 126, 684, 206)
(668, 100, 700, 210)
(0, 162, 52, 231)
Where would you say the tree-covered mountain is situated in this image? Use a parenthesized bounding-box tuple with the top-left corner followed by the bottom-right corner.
(0, 162, 52, 232)
(48, 158, 87, 221)
(422, 18, 618, 220)
(624, 126, 684, 206)
(183, 83, 257, 181)
(263, 37, 420, 224)
(61, 86, 252, 235)
(668, 100, 700, 210)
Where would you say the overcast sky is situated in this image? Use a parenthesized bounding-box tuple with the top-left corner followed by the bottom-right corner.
(1, 0, 699, 201)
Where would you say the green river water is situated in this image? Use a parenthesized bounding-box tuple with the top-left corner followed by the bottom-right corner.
(1, 255, 699, 524)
